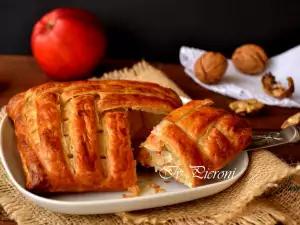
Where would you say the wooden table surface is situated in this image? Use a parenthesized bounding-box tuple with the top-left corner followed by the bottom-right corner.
(0, 55, 299, 224)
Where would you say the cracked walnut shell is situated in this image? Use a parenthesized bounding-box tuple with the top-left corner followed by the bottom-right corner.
(229, 99, 264, 116)
(194, 52, 228, 84)
(262, 72, 294, 99)
(281, 112, 300, 129)
(232, 44, 268, 75)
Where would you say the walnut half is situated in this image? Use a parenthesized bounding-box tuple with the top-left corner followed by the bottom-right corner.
(229, 99, 264, 116)
(281, 112, 300, 129)
(262, 72, 294, 99)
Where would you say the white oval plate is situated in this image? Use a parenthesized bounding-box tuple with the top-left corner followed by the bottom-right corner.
(0, 96, 248, 215)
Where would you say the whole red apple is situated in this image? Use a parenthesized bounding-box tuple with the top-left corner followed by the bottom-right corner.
(31, 8, 106, 81)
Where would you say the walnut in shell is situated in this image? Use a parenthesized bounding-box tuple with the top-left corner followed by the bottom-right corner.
(194, 52, 228, 85)
(262, 72, 294, 99)
(281, 112, 300, 129)
(232, 44, 268, 75)
(229, 99, 264, 116)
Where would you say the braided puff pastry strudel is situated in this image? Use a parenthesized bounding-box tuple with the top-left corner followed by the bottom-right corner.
(6, 80, 182, 193)
(137, 99, 252, 188)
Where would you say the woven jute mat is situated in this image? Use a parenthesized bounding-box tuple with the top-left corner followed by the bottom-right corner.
(0, 61, 299, 225)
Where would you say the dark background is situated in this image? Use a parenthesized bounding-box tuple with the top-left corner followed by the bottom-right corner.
(1, 0, 300, 63)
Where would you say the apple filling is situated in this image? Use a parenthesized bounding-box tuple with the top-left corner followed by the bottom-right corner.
(137, 146, 192, 187)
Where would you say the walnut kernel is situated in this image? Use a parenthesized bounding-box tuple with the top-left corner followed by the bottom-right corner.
(281, 112, 300, 129)
(262, 72, 294, 99)
(229, 99, 264, 116)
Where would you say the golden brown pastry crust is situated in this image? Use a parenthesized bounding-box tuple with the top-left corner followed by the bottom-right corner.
(6, 80, 182, 192)
(138, 99, 252, 187)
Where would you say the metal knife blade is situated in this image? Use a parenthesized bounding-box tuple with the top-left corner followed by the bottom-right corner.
(245, 126, 300, 151)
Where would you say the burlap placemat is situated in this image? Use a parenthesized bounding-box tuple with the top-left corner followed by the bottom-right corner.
(0, 61, 299, 225)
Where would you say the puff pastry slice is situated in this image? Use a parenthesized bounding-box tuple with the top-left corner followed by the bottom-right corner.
(137, 99, 252, 187)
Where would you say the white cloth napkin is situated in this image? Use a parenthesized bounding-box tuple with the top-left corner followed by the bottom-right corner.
(179, 45, 300, 108)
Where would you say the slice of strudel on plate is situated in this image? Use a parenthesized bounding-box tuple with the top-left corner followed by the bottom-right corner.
(137, 99, 252, 187)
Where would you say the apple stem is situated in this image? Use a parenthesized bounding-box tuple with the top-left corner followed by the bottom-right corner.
(46, 22, 55, 31)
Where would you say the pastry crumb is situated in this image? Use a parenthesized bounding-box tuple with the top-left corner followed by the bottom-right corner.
(122, 194, 134, 198)
(148, 183, 160, 188)
(127, 185, 141, 196)
(164, 180, 171, 183)
(154, 188, 166, 194)
(122, 185, 141, 198)
(145, 182, 166, 193)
